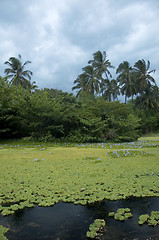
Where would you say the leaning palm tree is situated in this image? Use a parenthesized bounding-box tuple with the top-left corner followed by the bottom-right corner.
(116, 61, 136, 103)
(88, 51, 114, 94)
(133, 59, 156, 95)
(4, 54, 33, 88)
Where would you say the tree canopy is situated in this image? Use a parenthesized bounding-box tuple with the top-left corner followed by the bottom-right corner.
(1, 51, 159, 142)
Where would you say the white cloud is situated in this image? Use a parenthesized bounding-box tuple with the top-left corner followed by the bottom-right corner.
(108, 2, 159, 67)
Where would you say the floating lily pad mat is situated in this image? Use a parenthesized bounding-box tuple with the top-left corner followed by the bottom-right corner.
(0, 197, 159, 240)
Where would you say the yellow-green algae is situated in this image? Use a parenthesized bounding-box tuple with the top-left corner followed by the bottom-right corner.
(86, 219, 106, 239)
(0, 139, 159, 216)
(109, 208, 133, 221)
(138, 211, 159, 226)
(0, 225, 8, 240)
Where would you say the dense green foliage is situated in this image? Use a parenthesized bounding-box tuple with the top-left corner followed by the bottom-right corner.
(1, 51, 159, 141)
(0, 76, 142, 142)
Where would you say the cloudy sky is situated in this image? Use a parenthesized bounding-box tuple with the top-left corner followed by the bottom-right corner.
(0, 0, 159, 93)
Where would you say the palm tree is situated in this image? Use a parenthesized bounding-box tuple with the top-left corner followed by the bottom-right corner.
(72, 51, 114, 99)
(4, 54, 33, 88)
(103, 79, 119, 101)
(72, 73, 88, 98)
(88, 51, 114, 94)
(110, 79, 120, 101)
(82, 65, 100, 95)
(135, 85, 159, 112)
(133, 59, 156, 95)
(116, 61, 136, 103)
(72, 65, 100, 97)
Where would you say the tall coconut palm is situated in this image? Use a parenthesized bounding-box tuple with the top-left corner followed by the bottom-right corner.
(88, 51, 114, 94)
(133, 59, 156, 95)
(116, 61, 136, 103)
(88, 51, 114, 78)
(4, 54, 33, 88)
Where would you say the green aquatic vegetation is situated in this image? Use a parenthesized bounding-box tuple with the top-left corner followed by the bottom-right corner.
(124, 212, 133, 219)
(0, 225, 8, 240)
(86, 219, 106, 239)
(151, 210, 159, 219)
(108, 212, 115, 217)
(148, 219, 158, 226)
(138, 211, 159, 226)
(109, 208, 133, 221)
(148, 211, 159, 226)
(138, 214, 149, 225)
(0, 140, 159, 215)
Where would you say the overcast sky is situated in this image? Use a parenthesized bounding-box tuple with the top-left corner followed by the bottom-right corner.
(0, 0, 159, 93)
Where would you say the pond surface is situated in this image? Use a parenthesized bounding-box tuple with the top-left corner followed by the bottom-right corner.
(0, 197, 159, 240)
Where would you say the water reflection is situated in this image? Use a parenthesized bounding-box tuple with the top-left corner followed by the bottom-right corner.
(0, 197, 159, 240)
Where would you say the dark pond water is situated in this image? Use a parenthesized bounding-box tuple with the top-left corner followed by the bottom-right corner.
(0, 197, 159, 240)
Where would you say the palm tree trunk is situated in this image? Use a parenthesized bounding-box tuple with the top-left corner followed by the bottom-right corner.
(125, 95, 127, 103)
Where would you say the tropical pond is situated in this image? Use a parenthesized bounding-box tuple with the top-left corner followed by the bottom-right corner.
(0, 139, 159, 239)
